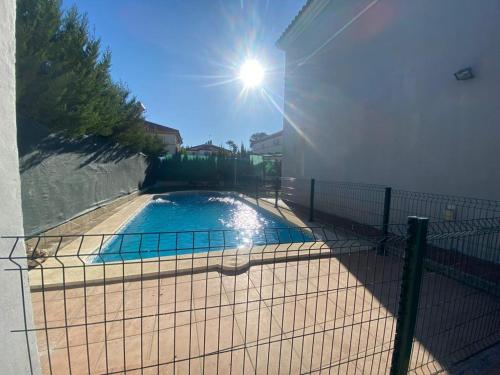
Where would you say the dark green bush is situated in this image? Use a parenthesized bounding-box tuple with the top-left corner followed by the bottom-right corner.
(155, 154, 280, 185)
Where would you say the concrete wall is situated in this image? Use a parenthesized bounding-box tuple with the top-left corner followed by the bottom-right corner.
(0, 0, 41, 372)
(281, 0, 500, 200)
(19, 129, 150, 235)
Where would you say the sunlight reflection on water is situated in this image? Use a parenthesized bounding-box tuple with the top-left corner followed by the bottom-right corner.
(210, 196, 266, 247)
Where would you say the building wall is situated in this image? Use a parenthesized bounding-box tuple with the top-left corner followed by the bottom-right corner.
(282, 0, 500, 200)
(159, 133, 179, 154)
(0, 0, 41, 372)
(187, 150, 211, 157)
(251, 134, 283, 155)
(144, 125, 180, 154)
(187, 150, 219, 157)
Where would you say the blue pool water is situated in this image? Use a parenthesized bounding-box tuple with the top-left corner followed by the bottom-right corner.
(92, 192, 313, 262)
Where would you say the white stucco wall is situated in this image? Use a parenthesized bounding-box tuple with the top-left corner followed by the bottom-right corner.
(251, 134, 283, 155)
(281, 0, 500, 200)
(0, 0, 41, 373)
(160, 133, 180, 154)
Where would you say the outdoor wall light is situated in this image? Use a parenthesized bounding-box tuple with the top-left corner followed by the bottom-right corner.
(454, 67, 474, 81)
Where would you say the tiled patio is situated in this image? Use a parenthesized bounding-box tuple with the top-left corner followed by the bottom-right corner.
(30, 251, 499, 374)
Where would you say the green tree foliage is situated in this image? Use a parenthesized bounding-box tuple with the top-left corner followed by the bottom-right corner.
(16, 0, 165, 155)
(225, 140, 238, 154)
(249, 132, 268, 147)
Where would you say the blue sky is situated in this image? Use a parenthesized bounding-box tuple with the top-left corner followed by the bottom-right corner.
(62, 0, 305, 147)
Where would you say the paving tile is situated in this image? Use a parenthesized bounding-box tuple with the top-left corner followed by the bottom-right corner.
(94, 332, 154, 373)
(196, 314, 245, 360)
(353, 343, 393, 375)
(245, 339, 300, 375)
(224, 286, 261, 314)
(192, 291, 232, 323)
(249, 265, 282, 288)
(233, 300, 282, 348)
(285, 328, 367, 374)
(30, 251, 500, 374)
(220, 272, 253, 294)
(40, 340, 105, 375)
(146, 323, 201, 374)
(268, 296, 317, 337)
(201, 349, 254, 375)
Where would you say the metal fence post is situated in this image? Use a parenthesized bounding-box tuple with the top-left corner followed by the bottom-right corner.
(274, 178, 279, 208)
(309, 178, 315, 222)
(233, 157, 237, 187)
(390, 216, 429, 375)
(378, 187, 392, 255)
(255, 177, 259, 202)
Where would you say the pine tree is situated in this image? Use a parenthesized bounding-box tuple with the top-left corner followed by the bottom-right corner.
(16, 0, 165, 156)
(240, 142, 247, 156)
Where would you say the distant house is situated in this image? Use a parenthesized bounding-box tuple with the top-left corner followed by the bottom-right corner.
(186, 141, 232, 156)
(250, 130, 283, 156)
(144, 121, 182, 154)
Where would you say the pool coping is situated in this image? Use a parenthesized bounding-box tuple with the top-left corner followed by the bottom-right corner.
(27, 191, 371, 290)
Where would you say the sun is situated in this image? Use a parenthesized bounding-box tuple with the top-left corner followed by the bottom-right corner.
(239, 59, 264, 88)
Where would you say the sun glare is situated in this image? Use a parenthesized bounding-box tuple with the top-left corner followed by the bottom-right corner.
(239, 59, 264, 88)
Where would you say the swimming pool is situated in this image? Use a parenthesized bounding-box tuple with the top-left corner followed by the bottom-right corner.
(92, 191, 313, 262)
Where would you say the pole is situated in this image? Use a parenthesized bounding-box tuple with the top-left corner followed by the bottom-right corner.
(274, 178, 279, 208)
(378, 187, 392, 255)
(233, 157, 237, 187)
(255, 176, 259, 202)
(309, 178, 315, 222)
(390, 216, 428, 375)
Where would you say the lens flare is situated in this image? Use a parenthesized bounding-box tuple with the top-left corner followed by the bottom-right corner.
(239, 59, 264, 88)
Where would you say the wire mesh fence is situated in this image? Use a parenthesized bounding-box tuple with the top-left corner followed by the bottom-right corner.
(4, 227, 403, 374)
(280, 177, 310, 212)
(390, 190, 500, 224)
(2, 214, 499, 374)
(280, 178, 388, 238)
(2, 178, 500, 374)
(312, 180, 388, 237)
(280, 177, 500, 227)
(408, 219, 500, 373)
(279, 177, 500, 271)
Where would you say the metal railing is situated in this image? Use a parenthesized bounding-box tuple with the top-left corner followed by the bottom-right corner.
(2, 214, 499, 374)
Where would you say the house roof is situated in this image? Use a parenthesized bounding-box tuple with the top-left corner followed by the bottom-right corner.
(276, 0, 331, 50)
(186, 143, 231, 153)
(144, 121, 182, 143)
